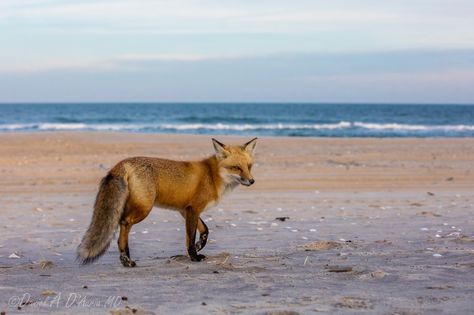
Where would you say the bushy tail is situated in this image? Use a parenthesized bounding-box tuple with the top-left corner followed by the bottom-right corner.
(77, 174, 128, 264)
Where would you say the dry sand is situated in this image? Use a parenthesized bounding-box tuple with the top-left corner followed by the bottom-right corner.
(0, 132, 473, 314)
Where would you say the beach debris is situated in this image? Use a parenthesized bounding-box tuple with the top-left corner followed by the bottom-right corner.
(435, 234, 441, 238)
(264, 311, 300, 315)
(301, 236, 308, 240)
(257, 227, 263, 231)
(83, 285, 88, 289)
(303, 256, 309, 266)
(291, 229, 298, 232)
(271, 223, 279, 227)
(39, 260, 55, 269)
(8, 253, 21, 259)
(275, 216, 290, 222)
(142, 230, 149, 234)
(433, 253, 443, 257)
(452, 234, 474, 243)
(41, 290, 57, 297)
(244, 209, 257, 214)
(99, 164, 108, 170)
(230, 223, 237, 227)
(248, 220, 267, 225)
(121, 296, 128, 301)
(34, 207, 44, 212)
(446, 177, 454, 181)
(417, 211, 441, 217)
(309, 229, 317, 232)
(410, 202, 423, 207)
(370, 270, 387, 279)
(427, 191, 435, 196)
(326, 265, 353, 273)
(300, 241, 342, 251)
(427, 285, 455, 290)
(110, 306, 155, 315)
(375, 239, 392, 245)
(334, 297, 373, 310)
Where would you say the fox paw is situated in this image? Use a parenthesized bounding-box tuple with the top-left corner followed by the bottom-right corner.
(120, 254, 136, 267)
(190, 254, 206, 262)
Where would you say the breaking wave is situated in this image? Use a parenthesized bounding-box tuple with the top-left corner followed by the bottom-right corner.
(1, 121, 474, 136)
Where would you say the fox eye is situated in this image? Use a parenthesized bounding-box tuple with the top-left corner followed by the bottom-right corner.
(248, 164, 253, 170)
(230, 166, 242, 172)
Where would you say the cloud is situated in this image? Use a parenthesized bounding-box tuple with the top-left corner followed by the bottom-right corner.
(1, 0, 472, 41)
(1, 49, 473, 75)
(116, 53, 246, 62)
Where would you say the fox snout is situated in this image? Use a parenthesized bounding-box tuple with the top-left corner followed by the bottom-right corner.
(240, 177, 255, 186)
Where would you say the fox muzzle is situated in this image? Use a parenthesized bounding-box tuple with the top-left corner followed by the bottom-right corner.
(240, 178, 255, 186)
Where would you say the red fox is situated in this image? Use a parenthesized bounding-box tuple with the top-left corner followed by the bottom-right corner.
(77, 138, 257, 266)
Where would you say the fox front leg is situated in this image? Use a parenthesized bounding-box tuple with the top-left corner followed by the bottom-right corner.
(195, 217, 209, 252)
(185, 209, 206, 262)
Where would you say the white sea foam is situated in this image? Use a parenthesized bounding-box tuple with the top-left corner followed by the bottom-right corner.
(0, 123, 37, 130)
(38, 123, 89, 130)
(160, 121, 352, 131)
(353, 122, 474, 131)
(1, 121, 474, 133)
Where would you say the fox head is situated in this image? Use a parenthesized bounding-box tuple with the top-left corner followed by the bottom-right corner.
(212, 138, 257, 187)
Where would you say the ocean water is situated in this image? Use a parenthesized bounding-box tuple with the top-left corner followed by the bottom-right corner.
(0, 103, 473, 137)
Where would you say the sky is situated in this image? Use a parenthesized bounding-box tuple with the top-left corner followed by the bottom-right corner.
(0, 0, 473, 103)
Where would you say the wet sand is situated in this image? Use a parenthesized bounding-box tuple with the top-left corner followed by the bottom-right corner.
(0, 132, 473, 314)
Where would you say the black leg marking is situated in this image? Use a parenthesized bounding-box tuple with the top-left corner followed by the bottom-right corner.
(120, 252, 136, 267)
(196, 218, 209, 252)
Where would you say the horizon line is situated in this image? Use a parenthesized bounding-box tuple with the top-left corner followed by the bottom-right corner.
(1, 102, 474, 106)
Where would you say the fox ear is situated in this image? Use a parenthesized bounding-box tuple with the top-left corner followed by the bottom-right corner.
(242, 137, 258, 156)
(212, 138, 228, 159)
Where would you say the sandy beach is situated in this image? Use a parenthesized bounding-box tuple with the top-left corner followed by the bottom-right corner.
(0, 132, 473, 314)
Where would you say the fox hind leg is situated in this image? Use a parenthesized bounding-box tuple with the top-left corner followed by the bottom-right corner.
(118, 221, 136, 267)
(117, 202, 154, 267)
